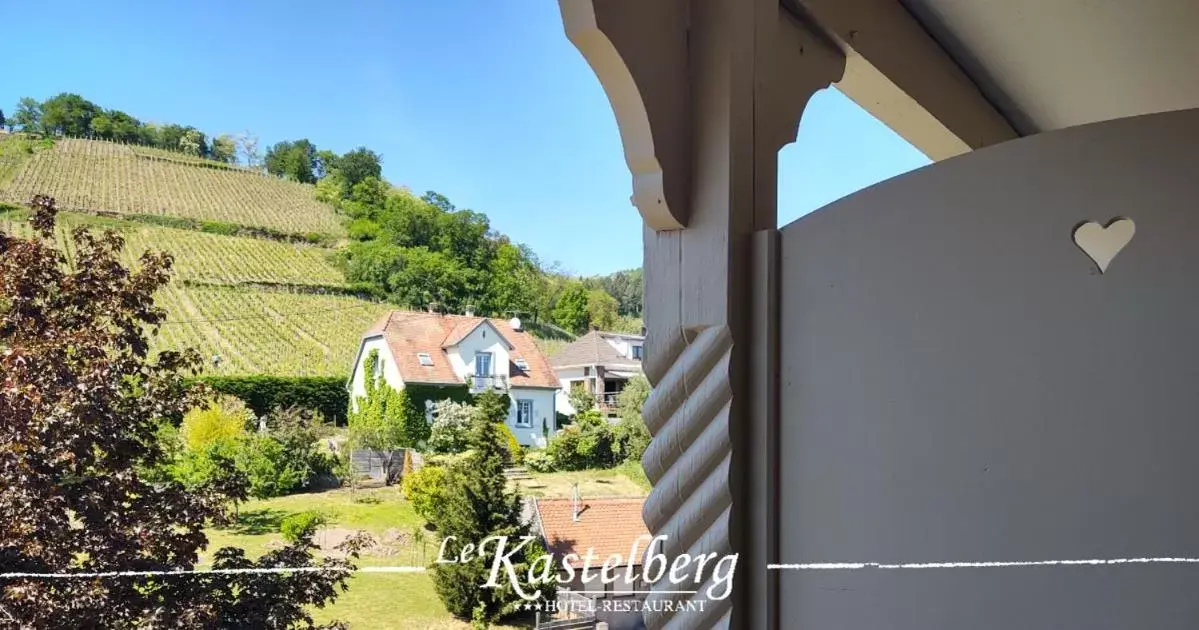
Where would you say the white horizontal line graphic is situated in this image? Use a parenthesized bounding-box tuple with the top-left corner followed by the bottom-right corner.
(572, 590, 698, 595)
(0, 566, 427, 579)
(769, 557, 1199, 570)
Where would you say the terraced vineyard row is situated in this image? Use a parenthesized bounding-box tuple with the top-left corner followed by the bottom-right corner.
(154, 284, 390, 377)
(0, 138, 344, 236)
(1, 210, 381, 376)
(1, 211, 345, 287)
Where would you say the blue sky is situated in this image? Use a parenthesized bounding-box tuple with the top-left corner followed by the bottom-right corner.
(0, 0, 929, 276)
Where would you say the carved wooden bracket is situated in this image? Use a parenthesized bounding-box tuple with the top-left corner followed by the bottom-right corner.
(558, 0, 691, 230)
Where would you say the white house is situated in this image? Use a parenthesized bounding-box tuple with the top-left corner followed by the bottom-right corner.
(348, 310, 560, 447)
(551, 330, 645, 417)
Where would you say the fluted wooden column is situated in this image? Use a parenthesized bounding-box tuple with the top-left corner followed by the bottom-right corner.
(559, 1, 845, 626)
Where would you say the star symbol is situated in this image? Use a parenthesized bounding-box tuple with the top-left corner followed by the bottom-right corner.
(535, 602, 544, 611)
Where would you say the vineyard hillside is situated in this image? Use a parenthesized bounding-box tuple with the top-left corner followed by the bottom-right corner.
(1, 208, 387, 377)
(0, 136, 344, 236)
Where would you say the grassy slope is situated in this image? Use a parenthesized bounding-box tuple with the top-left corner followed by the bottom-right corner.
(0, 137, 343, 235)
(1, 208, 388, 377)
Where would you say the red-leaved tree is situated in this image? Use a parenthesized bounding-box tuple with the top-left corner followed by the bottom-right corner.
(1, 196, 361, 628)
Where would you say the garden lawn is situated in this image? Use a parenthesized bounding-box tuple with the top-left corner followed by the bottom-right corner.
(200, 486, 528, 629)
(513, 461, 651, 498)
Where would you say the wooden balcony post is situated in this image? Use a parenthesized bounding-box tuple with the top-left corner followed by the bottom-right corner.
(559, 0, 845, 626)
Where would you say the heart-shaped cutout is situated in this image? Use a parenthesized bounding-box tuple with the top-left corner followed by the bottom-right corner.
(1073, 218, 1134, 273)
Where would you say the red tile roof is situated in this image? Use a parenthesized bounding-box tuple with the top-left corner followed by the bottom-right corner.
(364, 310, 559, 388)
(536, 498, 651, 567)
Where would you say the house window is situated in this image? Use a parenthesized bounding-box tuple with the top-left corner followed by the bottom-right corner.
(516, 399, 533, 428)
(514, 358, 529, 371)
(631, 345, 643, 360)
(474, 352, 492, 376)
(417, 352, 433, 366)
(583, 366, 591, 376)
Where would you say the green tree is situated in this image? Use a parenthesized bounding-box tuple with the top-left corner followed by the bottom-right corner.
(11, 97, 42, 132)
(350, 176, 388, 207)
(39, 93, 99, 136)
(615, 375, 652, 461)
(157, 123, 189, 151)
(568, 386, 595, 414)
(315, 170, 350, 204)
(0, 108, 5, 131)
(486, 241, 540, 318)
(422, 190, 455, 212)
(89, 113, 113, 139)
(553, 281, 590, 334)
(178, 128, 208, 157)
(314, 149, 339, 180)
(472, 389, 511, 424)
(337, 147, 383, 187)
(430, 418, 548, 622)
(264, 138, 319, 183)
(586, 288, 620, 331)
(598, 268, 644, 316)
(105, 110, 142, 143)
(210, 133, 238, 163)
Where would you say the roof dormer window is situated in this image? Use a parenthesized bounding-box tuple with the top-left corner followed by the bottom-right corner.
(417, 352, 434, 366)
(514, 358, 529, 371)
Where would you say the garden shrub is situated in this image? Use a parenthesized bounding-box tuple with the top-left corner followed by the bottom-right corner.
(168, 438, 247, 494)
(428, 400, 474, 454)
(402, 464, 451, 525)
(545, 410, 619, 471)
(165, 403, 335, 499)
(280, 511, 326, 544)
(614, 375, 653, 462)
(179, 395, 251, 451)
(236, 434, 308, 499)
(613, 416, 651, 462)
(264, 405, 338, 482)
(524, 450, 554, 473)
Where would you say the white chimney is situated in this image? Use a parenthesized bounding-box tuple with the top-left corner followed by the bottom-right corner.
(572, 484, 581, 522)
(465, 305, 475, 317)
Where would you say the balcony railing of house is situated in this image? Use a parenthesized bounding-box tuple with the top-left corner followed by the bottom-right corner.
(466, 374, 508, 392)
(597, 392, 621, 410)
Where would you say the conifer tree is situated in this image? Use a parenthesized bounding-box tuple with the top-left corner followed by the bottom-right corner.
(431, 416, 550, 623)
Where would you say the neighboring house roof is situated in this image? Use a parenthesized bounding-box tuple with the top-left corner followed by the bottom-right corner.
(362, 310, 559, 388)
(549, 330, 643, 371)
(535, 497, 651, 568)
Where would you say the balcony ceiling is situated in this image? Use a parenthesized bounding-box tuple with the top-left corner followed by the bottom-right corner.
(901, 0, 1199, 134)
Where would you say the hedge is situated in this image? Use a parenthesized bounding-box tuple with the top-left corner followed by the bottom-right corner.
(193, 375, 349, 424)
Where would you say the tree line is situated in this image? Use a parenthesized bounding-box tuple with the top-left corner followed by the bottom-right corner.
(296, 134, 643, 333)
(5, 93, 257, 164)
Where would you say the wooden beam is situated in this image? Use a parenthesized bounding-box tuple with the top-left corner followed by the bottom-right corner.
(786, 0, 1019, 160)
